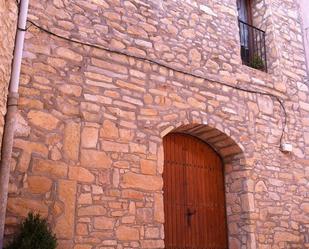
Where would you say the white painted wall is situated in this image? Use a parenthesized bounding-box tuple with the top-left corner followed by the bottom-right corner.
(298, 0, 309, 74)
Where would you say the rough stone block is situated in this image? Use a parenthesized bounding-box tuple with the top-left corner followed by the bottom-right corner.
(32, 158, 68, 178)
(78, 205, 107, 216)
(81, 149, 112, 168)
(27, 110, 60, 130)
(116, 225, 139, 241)
(63, 121, 81, 161)
(55, 180, 77, 239)
(122, 172, 163, 191)
(94, 216, 115, 229)
(140, 159, 157, 175)
(7, 198, 48, 217)
(68, 166, 95, 183)
(27, 175, 52, 194)
(81, 127, 98, 148)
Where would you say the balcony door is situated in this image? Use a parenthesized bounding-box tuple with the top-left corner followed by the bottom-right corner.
(237, 0, 253, 64)
(163, 133, 228, 249)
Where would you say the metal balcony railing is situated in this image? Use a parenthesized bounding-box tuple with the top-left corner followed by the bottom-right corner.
(238, 19, 267, 72)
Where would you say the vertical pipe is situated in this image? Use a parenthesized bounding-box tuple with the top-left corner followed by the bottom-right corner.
(0, 0, 29, 247)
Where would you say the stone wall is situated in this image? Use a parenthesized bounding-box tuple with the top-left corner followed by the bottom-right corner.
(0, 0, 17, 152)
(4, 0, 309, 249)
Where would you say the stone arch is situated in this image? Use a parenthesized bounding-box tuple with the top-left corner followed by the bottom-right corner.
(160, 123, 254, 249)
(171, 123, 244, 163)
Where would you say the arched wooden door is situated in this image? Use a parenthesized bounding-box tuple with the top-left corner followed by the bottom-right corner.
(163, 133, 228, 249)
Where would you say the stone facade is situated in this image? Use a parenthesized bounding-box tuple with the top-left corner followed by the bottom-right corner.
(2, 0, 309, 249)
(0, 0, 17, 152)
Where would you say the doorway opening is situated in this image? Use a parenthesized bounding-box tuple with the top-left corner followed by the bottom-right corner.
(163, 133, 228, 249)
(162, 124, 248, 248)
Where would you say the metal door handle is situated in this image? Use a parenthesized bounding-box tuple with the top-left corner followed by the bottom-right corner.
(186, 208, 196, 226)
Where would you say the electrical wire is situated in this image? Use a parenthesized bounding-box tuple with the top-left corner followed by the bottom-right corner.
(26, 19, 287, 148)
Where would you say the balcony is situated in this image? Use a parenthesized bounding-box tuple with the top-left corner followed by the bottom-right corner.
(239, 20, 267, 72)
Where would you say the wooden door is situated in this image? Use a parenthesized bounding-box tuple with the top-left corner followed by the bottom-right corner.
(163, 133, 228, 249)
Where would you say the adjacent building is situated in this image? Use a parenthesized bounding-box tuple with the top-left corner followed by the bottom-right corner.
(1, 0, 309, 248)
(0, 0, 17, 151)
(299, 0, 309, 73)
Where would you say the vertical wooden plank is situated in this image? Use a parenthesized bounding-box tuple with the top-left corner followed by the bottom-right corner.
(170, 134, 175, 248)
(163, 135, 169, 248)
(219, 156, 228, 248)
(180, 134, 186, 249)
(189, 138, 194, 248)
(206, 145, 211, 247)
(197, 144, 203, 247)
(199, 141, 205, 248)
(181, 134, 185, 248)
(193, 139, 199, 248)
(203, 144, 208, 247)
(187, 135, 192, 247)
(213, 151, 219, 246)
(168, 135, 172, 249)
(212, 152, 216, 247)
(175, 132, 183, 247)
(163, 136, 167, 247)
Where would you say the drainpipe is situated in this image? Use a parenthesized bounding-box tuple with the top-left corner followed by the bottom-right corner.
(0, 0, 29, 247)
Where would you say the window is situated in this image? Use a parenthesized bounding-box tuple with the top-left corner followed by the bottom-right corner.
(237, 0, 267, 71)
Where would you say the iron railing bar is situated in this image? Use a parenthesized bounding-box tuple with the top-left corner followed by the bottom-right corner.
(264, 32, 268, 72)
(238, 19, 265, 33)
(259, 31, 262, 62)
(256, 28, 258, 57)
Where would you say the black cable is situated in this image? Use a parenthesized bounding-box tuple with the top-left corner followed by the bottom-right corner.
(17, 27, 27, 32)
(27, 19, 287, 148)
